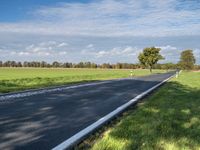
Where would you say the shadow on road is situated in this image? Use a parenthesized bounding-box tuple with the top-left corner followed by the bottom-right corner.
(0, 73, 175, 150)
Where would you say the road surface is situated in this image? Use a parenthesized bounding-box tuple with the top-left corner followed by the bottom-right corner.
(0, 72, 175, 150)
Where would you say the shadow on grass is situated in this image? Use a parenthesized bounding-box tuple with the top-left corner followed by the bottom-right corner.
(0, 77, 101, 93)
(100, 81, 200, 149)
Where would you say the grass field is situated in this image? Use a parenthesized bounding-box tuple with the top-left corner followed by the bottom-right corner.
(88, 71, 200, 150)
(0, 68, 165, 93)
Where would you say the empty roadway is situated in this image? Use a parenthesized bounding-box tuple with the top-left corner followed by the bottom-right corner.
(0, 71, 175, 150)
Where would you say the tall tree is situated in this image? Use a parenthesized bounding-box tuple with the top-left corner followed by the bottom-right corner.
(0, 61, 2, 67)
(179, 50, 196, 70)
(138, 47, 164, 72)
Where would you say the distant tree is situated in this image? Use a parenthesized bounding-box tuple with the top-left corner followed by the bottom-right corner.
(23, 61, 28, 67)
(138, 47, 164, 73)
(17, 62, 22, 67)
(52, 61, 60, 68)
(4, 61, 11, 67)
(101, 63, 111, 69)
(179, 50, 196, 70)
(116, 63, 122, 69)
(41, 61, 47, 68)
(194, 65, 200, 70)
(0, 61, 2, 67)
(161, 63, 174, 71)
(76, 62, 84, 68)
(91, 63, 97, 68)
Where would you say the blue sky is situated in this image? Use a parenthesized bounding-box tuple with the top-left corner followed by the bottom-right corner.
(0, 0, 199, 64)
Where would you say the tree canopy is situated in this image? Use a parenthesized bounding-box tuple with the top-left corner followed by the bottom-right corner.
(138, 47, 164, 72)
(179, 50, 196, 70)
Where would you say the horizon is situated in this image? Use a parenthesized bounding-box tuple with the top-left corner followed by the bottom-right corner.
(0, 0, 200, 64)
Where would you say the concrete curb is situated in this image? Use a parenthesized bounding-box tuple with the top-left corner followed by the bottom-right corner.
(52, 73, 175, 150)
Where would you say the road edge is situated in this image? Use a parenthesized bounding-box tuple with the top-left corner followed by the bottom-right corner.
(52, 72, 175, 150)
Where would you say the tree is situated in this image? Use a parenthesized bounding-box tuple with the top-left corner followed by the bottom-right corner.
(0, 61, 2, 67)
(138, 47, 164, 73)
(41, 61, 47, 68)
(52, 61, 60, 68)
(161, 63, 174, 72)
(17, 62, 22, 67)
(179, 50, 196, 70)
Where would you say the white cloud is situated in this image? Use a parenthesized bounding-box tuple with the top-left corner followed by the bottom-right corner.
(0, 0, 199, 64)
(57, 42, 68, 47)
(157, 45, 177, 51)
(0, 41, 70, 61)
(155, 45, 180, 63)
(0, 44, 199, 64)
(194, 49, 200, 60)
(18, 52, 30, 56)
(0, 0, 199, 37)
(86, 44, 94, 48)
(82, 46, 141, 63)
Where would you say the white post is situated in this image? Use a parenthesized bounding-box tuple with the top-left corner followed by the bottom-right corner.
(130, 70, 134, 78)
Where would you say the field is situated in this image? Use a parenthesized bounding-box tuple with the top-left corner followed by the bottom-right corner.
(0, 68, 165, 93)
(88, 71, 200, 150)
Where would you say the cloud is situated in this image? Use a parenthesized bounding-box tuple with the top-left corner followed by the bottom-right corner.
(95, 46, 138, 58)
(0, 0, 199, 64)
(194, 49, 200, 61)
(57, 42, 68, 47)
(157, 45, 177, 51)
(155, 45, 180, 63)
(0, 0, 200, 37)
(0, 41, 70, 61)
(86, 44, 94, 48)
(0, 43, 199, 64)
(80, 46, 141, 63)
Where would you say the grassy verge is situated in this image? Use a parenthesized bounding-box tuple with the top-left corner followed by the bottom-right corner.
(0, 68, 164, 93)
(86, 71, 200, 150)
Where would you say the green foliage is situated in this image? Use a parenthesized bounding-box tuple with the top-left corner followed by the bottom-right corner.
(179, 50, 196, 70)
(138, 47, 164, 72)
(90, 72, 200, 150)
(0, 61, 142, 69)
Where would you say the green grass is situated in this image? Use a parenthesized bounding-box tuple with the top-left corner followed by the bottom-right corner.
(0, 68, 164, 93)
(89, 71, 200, 150)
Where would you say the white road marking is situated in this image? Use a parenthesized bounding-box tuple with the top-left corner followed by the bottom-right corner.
(52, 73, 175, 150)
(0, 77, 140, 101)
(0, 81, 115, 101)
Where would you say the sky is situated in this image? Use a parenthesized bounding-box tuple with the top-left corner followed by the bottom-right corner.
(0, 0, 200, 64)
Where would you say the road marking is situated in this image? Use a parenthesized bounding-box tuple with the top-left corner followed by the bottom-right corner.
(52, 73, 175, 150)
(0, 77, 140, 101)
(0, 80, 121, 101)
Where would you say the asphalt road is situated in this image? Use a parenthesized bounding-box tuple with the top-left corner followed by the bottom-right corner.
(0, 72, 175, 150)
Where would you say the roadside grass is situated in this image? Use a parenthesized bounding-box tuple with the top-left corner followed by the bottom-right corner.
(0, 68, 164, 93)
(87, 71, 200, 150)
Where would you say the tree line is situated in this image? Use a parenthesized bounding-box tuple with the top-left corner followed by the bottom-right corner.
(0, 47, 199, 70)
(0, 61, 145, 69)
(0, 60, 199, 70)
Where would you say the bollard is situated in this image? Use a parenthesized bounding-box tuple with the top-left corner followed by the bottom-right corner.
(130, 70, 134, 78)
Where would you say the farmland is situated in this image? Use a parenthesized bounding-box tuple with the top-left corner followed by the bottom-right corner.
(0, 68, 165, 93)
(88, 71, 200, 150)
